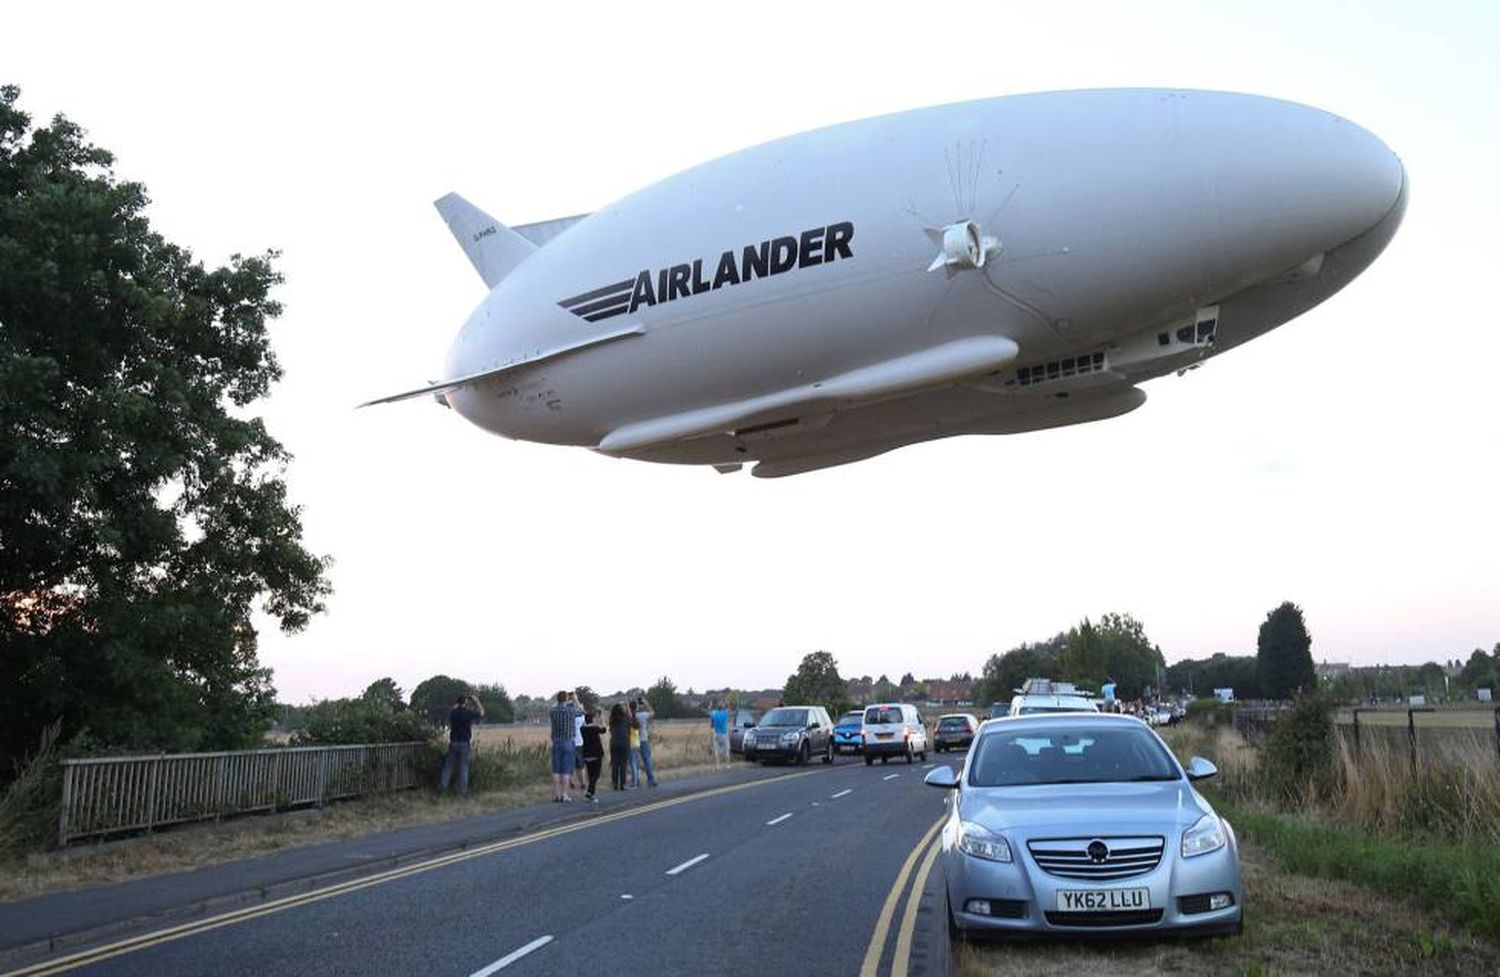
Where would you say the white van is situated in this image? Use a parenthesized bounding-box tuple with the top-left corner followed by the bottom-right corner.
(861, 703, 928, 765)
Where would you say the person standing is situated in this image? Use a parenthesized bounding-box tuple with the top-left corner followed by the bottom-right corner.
(627, 704, 642, 788)
(570, 691, 586, 792)
(440, 694, 484, 795)
(635, 696, 658, 788)
(608, 702, 632, 790)
(548, 690, 581, 802)
(580, 709, 605, 801)
(709, 700, 730, 769)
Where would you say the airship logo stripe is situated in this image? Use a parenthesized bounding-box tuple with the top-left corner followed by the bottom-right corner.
(559, 279, 634, 309)
(581, 303, 631, 323)
(572, 293, 637, 317)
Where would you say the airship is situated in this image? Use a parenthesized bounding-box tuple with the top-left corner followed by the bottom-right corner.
(366, 89, 1405, 477)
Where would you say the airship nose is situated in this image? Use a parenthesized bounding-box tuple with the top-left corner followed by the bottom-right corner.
(1210, 99, 1405, 277)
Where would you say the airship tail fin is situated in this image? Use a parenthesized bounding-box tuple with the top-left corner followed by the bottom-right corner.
(433, 192, 537, 289)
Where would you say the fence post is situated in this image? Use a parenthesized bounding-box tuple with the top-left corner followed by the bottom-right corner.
(145, 756, 160, 833)
(1407, 708, 1417, 769)
(57, 762, 74, 847)
(1494, 707, 1499, 766)
(1352, 708, 1363, 752)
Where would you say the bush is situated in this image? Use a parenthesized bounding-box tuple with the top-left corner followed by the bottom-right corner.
(1260, 693, 1335, 803)
(1185, 698, 1235, 727)
(293, 699, 435, 746)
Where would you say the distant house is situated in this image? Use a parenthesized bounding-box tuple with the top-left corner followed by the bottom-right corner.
(1314, 661, 1351, 680)
(845, 679, 874, 705)
(926, 679, 975, 707)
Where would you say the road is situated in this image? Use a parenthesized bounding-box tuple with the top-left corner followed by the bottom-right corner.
(3, 755, 958, 977)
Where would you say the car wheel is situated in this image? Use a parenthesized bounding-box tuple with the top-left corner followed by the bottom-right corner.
(881, 756, 889, 764)
(865, 755, 874, 766)
(797, 742, 810, 766)
(906, 746, 914, 764)
(920, 751, 927, 762)
(822, 743, 833, 764)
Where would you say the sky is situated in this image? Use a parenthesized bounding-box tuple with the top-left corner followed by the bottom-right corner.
(4, 1, 1497, 703)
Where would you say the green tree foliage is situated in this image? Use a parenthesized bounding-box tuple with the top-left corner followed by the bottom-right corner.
(293, 697, 433, 746)
(0, 86, 329, 771)
(1165, 653, 1262, 699)
(873, 674, 896, 702)
(1257, 602, 1316, 700)
(1260, 692, 1335, 802)
(473, 682, 515, 723)
(360, 678, 405, 711)
(972, 633, 1067, 706)
(1057, 613, 1164, 699)
(571, 685, 600, 712)
(408, 675, 472, 724)
(1460, 649, 1499, 693)
(644, 676, 703, 719)
(782, 651, 850, 716)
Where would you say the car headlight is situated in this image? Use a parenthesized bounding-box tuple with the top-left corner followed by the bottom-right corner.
(743, 733, 755, 745)
(1181, 814, 1227, 858)
(958, 821, 1013, 863)
(781, 731, 800, 743)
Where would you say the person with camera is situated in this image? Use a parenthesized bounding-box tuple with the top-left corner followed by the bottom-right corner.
(440, 693, 484, 795)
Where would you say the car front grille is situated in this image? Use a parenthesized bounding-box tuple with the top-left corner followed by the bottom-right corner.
(1027, 836, 1165, 880)
(1044, 909, 1163, 927)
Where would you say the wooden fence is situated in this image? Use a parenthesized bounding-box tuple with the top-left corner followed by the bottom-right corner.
(58, 742, 429, 846)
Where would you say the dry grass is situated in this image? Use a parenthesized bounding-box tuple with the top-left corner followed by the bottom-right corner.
(0, 723, 721, 904)
(954, 839, 1499, 976)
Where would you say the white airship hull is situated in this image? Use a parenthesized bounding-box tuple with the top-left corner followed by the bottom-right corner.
(383, 89, 1406, 477)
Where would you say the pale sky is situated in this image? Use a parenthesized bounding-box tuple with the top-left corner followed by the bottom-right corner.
(4, 2, 1497, 703)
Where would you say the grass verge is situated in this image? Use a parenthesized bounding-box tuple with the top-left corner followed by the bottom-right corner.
(1211, 793, 1500, 942)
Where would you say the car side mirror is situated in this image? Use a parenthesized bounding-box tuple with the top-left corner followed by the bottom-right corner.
(1185, 756, 1218, 781)
(924, 767, 959, 790)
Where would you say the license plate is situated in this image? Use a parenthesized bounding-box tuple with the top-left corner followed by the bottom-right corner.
(1055, 887, 1150, 912)
(876, 732, 893, 739)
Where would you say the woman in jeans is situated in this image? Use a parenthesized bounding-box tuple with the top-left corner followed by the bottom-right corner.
(608, 702, 632, 790)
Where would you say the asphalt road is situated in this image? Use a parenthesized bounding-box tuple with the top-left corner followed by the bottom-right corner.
(4, 754, 960, 977)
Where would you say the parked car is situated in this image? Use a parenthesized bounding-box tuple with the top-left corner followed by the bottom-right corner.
(729, 708, 760, 756)
(741, 706, 834, 764)
(933, 713, 978, 753)
(987, 700, 1011, 720)
(862, 702, 928, 764)
(925, 713, 1243, 939)
(832, 710, 865, 755)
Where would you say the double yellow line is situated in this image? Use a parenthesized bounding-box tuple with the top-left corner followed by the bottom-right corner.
(859, 814, 945, 977)
(4, 771, 821, 977)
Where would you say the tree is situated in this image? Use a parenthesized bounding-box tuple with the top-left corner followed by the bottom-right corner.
(361, 678, 405, 711)
(472, 683, 515, 723)
(971, 632, 1069, 706)
(572, 685, 600, 712)
(294, 697, 433, 746)
(1057, 613, 1164, 699)
(644, 676, 702, 719)
(409, 675, 472, 724)
(0, 87, 329, 771)
(873, 674, 896, 702)
(783, 651, 850, 716)
(1256, 602, 1315, 700)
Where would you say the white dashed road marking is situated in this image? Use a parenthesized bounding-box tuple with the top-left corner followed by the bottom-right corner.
(883, 774, 900, 781)
(766, 812, 793, 826)
(831, 788, 853, 799)
(666, 853, 711, 876)
(469, 935, 553, 976)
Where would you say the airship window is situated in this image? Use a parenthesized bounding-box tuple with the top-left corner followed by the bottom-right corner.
(1158, 332, 1170, 346)
(1177, 325, 1194, 343)
(1093, 352, 1105, 366)
(1047, 362, 1060, 378)
(1196, 318, 1217, 342)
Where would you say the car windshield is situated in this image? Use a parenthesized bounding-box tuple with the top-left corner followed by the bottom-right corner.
(967, 726, 1180, 786)
(938, 718, 970, 729)
(836, 713, 863, 726)
(758, 708, 809, 727)
(865, 707, 902, 724)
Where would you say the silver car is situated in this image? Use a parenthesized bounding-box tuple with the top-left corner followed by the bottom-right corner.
(925, 714, 1243, 938)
